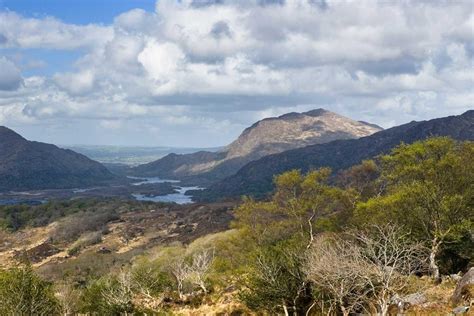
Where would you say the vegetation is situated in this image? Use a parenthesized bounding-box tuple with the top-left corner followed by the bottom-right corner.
(0, 265, 59, 314)
(0, 137, 471, 314)
(0, 198, 161, 232)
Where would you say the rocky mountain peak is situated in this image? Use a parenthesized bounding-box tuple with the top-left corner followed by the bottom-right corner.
(132, 109, 383, 183)
(225, 108, 382, 159)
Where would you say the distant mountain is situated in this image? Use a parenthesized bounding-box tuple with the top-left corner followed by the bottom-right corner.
(0, 127, 118, 191)
(63, 145, 223, 166)
(132, 109, 382, 183)
(194, 110, 474, 201)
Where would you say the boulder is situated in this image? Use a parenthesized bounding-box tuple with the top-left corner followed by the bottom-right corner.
(403, 292, 427, 306)
(452, 267, 474, 305)
(452, 306, 470, 315)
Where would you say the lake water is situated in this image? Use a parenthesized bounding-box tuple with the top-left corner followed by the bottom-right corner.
(128, 177, 203, 204)
(0, 199, 45, 206)
(128, 176, 180, 186)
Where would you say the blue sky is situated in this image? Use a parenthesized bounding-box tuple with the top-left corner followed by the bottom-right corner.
(0, 0, 155, 77)
(0, 1, 472, 146)
(0, 0, 155, 24)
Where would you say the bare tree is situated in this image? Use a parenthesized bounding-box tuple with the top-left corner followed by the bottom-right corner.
(304, 234, 373, 316)
(101, 270, 133, 312)
(170, 258, 191, 300)
(55, 282, 80, 315)
(305, 226, 428, 316)
(351, 224, 428, 316)
(170, 248, 214, 299)
(188, 248, 214, 294)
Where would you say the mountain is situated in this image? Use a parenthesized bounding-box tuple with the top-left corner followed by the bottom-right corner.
(194, 110, 474, 201)
(132, 109, 382, 183)
(0, 127, 118, 191)
(63, 145, 223, 166)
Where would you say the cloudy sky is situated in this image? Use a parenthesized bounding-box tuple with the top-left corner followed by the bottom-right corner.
(0, 0, 472, 147)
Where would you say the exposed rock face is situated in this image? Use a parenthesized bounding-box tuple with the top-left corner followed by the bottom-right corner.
(195, 110, 474, 201)
(452, 267, 474, 305)
(0, 126, 118, 191)
(132, 109, 382, 182)
(225, 109, 382, 160)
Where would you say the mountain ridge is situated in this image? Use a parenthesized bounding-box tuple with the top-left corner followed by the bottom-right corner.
(0, 126, 119, 192)
(131, 108, 382, 183)
(194, 110, 474, 201)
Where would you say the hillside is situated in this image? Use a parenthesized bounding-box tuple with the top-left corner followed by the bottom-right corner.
(195, 110, 474, 201)
(132, 109, 381, 183)
(0, 127, 118, 191)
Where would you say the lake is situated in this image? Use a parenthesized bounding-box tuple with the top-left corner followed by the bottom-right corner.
(128, 177, 203, 204)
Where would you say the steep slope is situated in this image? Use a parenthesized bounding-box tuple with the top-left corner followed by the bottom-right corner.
(132, 109, 381, 182)
(0, 127, 118, 191)
(195, 110, 474, 201)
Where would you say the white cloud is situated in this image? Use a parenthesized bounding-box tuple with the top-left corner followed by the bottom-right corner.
(0, 11, 113, 50)
(0, 57, 22, 90)
(0, 1, 473, 146)
(138, 40, 185, 85)
(54, 70, 96, 96)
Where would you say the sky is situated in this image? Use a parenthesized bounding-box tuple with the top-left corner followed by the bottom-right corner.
(0, 0, 473, 147)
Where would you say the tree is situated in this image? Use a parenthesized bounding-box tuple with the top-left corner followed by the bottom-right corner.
(304, 234, 373, 316)
(56, 282, 80, 315)
(188, 248, 214, 294)
(79, 272, 134, 315)
(240, 241, 309, 316)
(0, 265, 59, 315)
(234, 168, 356, 248)
(351, 225, 427, 316)
(355, 138, 474, 280)
(101, 271, 134, 313)
(305, 225, 427, 316)
(131, 258, 172, 301)
(336, 159, 381, 200)
(169, 248, 215, 299)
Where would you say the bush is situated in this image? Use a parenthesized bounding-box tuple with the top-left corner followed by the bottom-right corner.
(52, 209, 118, 243)
(79, 274, 134, 315)
(0, 265, 60, 315)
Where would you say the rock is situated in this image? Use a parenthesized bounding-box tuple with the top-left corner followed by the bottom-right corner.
(450, 273, 463, 282)
(402, 292, 427, 306)
(97, 246, 111, 254)
(392, 292, 427, 312)
(452, 306, 470, 315)
(452, 267, 474, 304)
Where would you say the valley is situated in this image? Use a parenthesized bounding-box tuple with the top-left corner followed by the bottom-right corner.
(0, 176, 203, 206)
(0, 110, 472, 315)
(1, 2, 473, 314)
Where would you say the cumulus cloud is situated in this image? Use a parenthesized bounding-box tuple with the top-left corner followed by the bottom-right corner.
(54, 70, 96, 96)
(0, 57, 22, 90)
(0, 11, 113, 50)
(0, 0, 473, 146)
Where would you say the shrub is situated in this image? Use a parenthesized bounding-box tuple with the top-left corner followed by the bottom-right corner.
(0, 265, 60, 315)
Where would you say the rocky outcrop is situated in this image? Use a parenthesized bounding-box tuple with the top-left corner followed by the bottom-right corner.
(452, 267, 474, 305)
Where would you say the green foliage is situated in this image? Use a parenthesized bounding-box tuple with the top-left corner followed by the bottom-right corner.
(355, 137, 474, 274)
(2, 137, 470, 314)
(239, 239, 310, 314)
(234, 168, 356, 247)
(67, 245, 81, 256)
(0, 265, 60, 315)
(131, 257, 173, 297)
(79, 275, 134, 315)
(0, 198, 159, 232)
